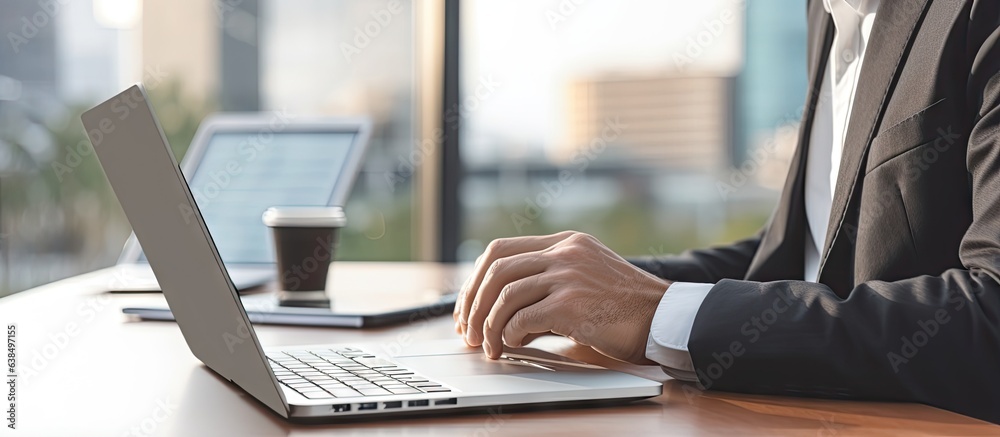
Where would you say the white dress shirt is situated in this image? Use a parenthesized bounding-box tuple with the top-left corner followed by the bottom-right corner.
(645, 0, 881, 379)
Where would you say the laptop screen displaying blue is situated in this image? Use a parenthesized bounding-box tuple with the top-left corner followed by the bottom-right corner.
(138, 131, 356, 265)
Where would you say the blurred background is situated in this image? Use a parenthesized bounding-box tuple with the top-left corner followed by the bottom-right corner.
(0, 0, 807, 296)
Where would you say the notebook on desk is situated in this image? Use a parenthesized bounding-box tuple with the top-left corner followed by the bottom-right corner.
(122, 292, 457, 328)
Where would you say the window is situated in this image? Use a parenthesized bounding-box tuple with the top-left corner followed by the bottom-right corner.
(457, 0, 806, 260)
(0, 0, 422, 295)
(0, 0, 807, 295)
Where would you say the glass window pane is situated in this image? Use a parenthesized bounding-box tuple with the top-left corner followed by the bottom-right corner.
(459, 0, 806, 260)
(260, 0, 416, 261)
(0, 0, 421, 295)
(0, 0, 143, 294)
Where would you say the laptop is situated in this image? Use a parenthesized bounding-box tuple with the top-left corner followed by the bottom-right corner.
(107, 112, 371, 292)
(84, 84, 661, 420)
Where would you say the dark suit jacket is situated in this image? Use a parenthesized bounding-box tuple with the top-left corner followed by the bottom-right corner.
(631, 0, 1000, 423)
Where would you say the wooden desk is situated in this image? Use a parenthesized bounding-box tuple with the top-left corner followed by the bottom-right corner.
(2, 263, 995, 436)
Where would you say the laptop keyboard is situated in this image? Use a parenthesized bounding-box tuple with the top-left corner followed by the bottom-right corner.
(266, 347, 452, 400)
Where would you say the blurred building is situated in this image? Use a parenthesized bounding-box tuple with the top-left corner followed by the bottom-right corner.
(559, 74, 735, 171)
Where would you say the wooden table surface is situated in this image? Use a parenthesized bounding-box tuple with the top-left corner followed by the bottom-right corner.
(2, 262, 996, 436)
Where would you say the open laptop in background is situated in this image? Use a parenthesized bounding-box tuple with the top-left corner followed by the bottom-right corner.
(85, 84, 661, 420)
(108, 112, 371, 292)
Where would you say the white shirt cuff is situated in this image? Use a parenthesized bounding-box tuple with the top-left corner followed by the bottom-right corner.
(645, 282, 714, 381)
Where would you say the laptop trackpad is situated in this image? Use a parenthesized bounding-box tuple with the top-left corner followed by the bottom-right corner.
(392, 338, 604, 374)
(394, 355, 583, 393)
(397, 353, 527, 376)
(395, 352, 593, 379)
(390, 339, 597, 367)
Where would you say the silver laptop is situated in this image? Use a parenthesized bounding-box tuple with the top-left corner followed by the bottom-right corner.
(84, 84, 660, 420)
(108, 112, 371, 292)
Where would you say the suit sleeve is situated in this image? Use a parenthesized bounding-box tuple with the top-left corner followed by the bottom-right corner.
(628, 232, 762, 283)
(687, 15, 1000, 424)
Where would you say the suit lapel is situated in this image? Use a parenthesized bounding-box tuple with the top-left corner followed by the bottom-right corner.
(746, 3, 832, 281)
(817, 0, 932, 280)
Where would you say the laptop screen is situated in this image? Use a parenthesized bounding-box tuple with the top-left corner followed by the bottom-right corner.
(138, 130, 357, 265)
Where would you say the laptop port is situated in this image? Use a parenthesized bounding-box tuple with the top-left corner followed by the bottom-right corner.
(332, 404, 351, 413)
(434, 398, 458, 406)
(408, 400, 429, 407)
(383, 401, 402, 409)
(358, 402, 378, 410)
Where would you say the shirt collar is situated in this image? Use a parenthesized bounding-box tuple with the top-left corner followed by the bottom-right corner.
(823, 0, 879, 16)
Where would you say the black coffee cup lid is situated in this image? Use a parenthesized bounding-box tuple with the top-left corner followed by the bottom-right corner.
(262, 206, 346, 227)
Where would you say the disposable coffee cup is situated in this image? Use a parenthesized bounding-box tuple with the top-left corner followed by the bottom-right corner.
(262, 206, 346, 308)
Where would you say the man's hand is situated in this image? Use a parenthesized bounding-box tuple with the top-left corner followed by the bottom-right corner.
(454, 230, 671, 364)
